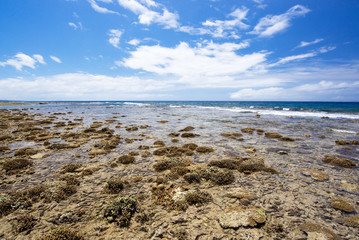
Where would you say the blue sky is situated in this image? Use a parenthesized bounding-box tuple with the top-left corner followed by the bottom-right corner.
(0, 0, 359, 101)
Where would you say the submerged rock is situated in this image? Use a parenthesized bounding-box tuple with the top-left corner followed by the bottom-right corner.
(219, 208, 266, 229)
(301, 169, 329, 181)
(331, 198, 355, 213)
(323, 155, 357, 168)
(299, 223, 341, 240)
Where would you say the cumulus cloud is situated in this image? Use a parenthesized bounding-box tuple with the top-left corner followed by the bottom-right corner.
(117, 0, 179, 28)
(118, 41, 268, 87)
(296, 38, 324, 48)
(0, 53, 45, 71)
(250, 5, 310, 37)
(50, 56, 62, 63)
(108, 29, 123, 48)
(88, 0, 119, 14)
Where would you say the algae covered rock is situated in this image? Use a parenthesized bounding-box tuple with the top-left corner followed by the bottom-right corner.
(2, 158, 33, 173)
(331, 198, 355, 213)
(104, 197, 137, 227)
(323, 155, 356, 168)
(301, 169, 329, 181)
(219, 208, 266, 229)
(38, 226, 84, 240)
(299, 223, 341, 240)
(118, 155, 135, 164)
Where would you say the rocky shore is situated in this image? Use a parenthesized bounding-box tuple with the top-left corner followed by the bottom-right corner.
(0, 104, 358, 239)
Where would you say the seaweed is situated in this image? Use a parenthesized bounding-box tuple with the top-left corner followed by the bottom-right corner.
(183, 173, 201, 184)
(2, 158, 32, 173)
(104, 197, 137, 227)
(200, 167, 235, 185)
(12, 214, 37, 233)
(153, 146, 194, 157)
(185, 190, 212, 206)
(38, 227, 84, 240)
(196, 146, 214, 153)
(60, 163, 83, 174)
(104, 177, 125, 194)
(153, 158, 192, 172)
(182, 143, 198, 150)
(323, 155, 356, 168)
(118, 155, 136, 164)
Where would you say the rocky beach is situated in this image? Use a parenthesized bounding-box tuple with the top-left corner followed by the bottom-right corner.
(0, 102, 358, 239)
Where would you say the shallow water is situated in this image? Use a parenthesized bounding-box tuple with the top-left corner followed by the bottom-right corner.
(0, 102, 358, 239)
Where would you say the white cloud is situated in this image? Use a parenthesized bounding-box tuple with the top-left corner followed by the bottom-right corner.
(230, 63, 359, 101)
(230, 80, 359, 101)
(200, 7, 249, 38)
(128, 38, 141, 46)
(68, 22, 78, 29)
(68, 22, 84, 30)
(275, 52, 316, 65)
(296, 38, 324, 48)
(272, 46, 336, 65)
(50, 56, 62, 63)
(231, 87, 284, 100)
(118, 41, 271, 88)
(0, 53, 43, 71)
(250, 5, 310, 37)
(88, 0, 119, 14)
(108, 29, 123, 48)
(117, 0, 179, 28)
(0, 73, 173, 100)
(33, 54, 46, 64)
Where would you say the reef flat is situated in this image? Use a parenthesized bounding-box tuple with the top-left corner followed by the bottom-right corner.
(0, 102, 358, 239)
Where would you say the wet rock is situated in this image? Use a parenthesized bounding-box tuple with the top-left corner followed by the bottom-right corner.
(331, 198, 355, 213)
(343, 215, 359, 227)
(299, 223, 341, 240)
(118, 155, 135, 164)
(182, 143, 198, 150)
(153, 146, 194, 157)
(88, 149, 108, 155)
(219, 208, 266, 229)
(301, 169, 329, 181)
(38, 226, 84, 240)
(2, 158, 33, 173)
(153, 140, 165, 147)
(196, 146, 214, 153)
(179, 126, 195, 132)
(241, 128, 256, 134)
(104, 197, 136, 226)
(323, 155, 357, 168)
(335, 139, 359, 145)
(181, 132, 200, 138)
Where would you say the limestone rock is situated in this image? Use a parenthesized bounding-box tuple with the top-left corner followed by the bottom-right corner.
(299, 223, 341, 240)
(331, 198, 355, 213)
(219, 208, 265, 229)
(301, 169, 329, 181)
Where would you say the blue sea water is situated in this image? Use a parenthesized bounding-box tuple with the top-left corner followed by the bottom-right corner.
(1, 101, 359, 119)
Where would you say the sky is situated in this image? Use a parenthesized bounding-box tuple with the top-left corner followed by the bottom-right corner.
(0, 0, 359, 101)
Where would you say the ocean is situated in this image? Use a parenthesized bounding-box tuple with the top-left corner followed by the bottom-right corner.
(3, 101, 357, 119)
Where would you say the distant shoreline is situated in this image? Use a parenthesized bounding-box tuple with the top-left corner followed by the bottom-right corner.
(0, 102, 32, 106)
